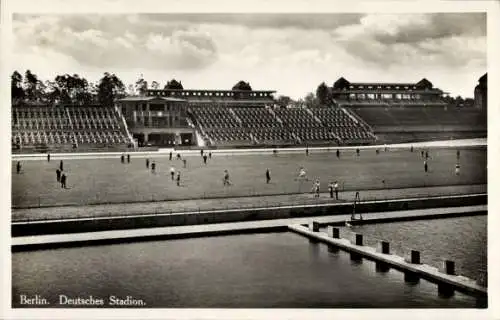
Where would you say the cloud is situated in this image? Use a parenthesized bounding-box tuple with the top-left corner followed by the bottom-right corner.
(139, 13, 364, 31)
(333, 13, 486, 69)
(372, 13, 486, 45)
(12, 13, 487, 99)
(14, 15, 218, 70)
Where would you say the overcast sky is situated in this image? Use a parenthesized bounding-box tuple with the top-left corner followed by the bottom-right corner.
(12, 13, 486, 99)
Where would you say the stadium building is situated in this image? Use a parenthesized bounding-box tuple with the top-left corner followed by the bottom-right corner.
(118, 95, 194, 147)
(474, 73, 487, 110)
(330, 77, 487, 144)
(331, 77, 447, 107)
(140, 87, 375, 147)
(11, 77, 487, 152)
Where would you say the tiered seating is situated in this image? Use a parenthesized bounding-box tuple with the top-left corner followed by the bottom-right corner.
(292, 127, 338, 143)
(230, 107, 296, 145)
(251, 128, 296, 145)
(204, 128, 253, 146)
(12, 105, 131, 149)
(188, 105, 240, 129)
(188, 105, 253, 146)
(311, 108, 374, 143)
(352, 106, 487, 130)
(232, 107, 279, 128)
(274, 108, 320, 128)
(187, 105, 377, 146)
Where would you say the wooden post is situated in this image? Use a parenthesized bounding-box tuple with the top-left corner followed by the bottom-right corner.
(406, 250, 421, 264)
(355, 234, 363, 246)
(327, 226, 340, 239)
(309, 221, 319, 232)
(377, 241, 390, 254)
(440, 260, 455, 275)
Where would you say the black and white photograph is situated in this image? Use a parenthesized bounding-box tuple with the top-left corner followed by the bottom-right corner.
(1, 0, 499, 319)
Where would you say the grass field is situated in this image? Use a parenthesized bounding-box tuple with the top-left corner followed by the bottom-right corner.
(11, 147, 486, 208)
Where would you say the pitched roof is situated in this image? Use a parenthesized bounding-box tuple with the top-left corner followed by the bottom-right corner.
(119, 96, 186, 102)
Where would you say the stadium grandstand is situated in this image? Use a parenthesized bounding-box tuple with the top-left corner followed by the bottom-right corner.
(331, 76, 487, 144)
(11, 104, 134, 153)
(128, 87, 376, 147)
(11, 75, 486, 151)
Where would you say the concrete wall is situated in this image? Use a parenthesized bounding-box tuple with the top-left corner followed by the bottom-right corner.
(12, 194, 486, 237)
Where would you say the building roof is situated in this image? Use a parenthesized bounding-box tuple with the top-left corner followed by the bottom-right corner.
(119, 96, 187, 102)
(332, 77, 434, 89)
(479, 73, 487, 85)
(187, 99, 272, 104)
(147, 89, 276, 93)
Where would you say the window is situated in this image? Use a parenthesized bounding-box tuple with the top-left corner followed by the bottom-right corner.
(359, 86, 364, 89)
(150, 104, 164, 112)
(349, 85, 354, 89)
(368, 86, 373, 89)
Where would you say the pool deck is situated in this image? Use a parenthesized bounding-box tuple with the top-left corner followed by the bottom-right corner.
(12, 184, 487, 221)
(288, 223, 487, 298)
(12, 204, 486, 250)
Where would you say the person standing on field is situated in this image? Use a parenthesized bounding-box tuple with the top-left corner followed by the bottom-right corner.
(312, 179, 320, 198)
(61, 173, 67, 188)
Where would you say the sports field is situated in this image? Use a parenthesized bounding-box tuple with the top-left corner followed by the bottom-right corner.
(11, 146, 486, 208)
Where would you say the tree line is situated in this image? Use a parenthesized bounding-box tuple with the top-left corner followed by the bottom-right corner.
(12, 70, 470, 109)
(11, 70, 190, 107)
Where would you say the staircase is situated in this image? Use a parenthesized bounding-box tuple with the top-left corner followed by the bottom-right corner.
(115, 105, 135, 147)
(341, 107, 377, 140)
